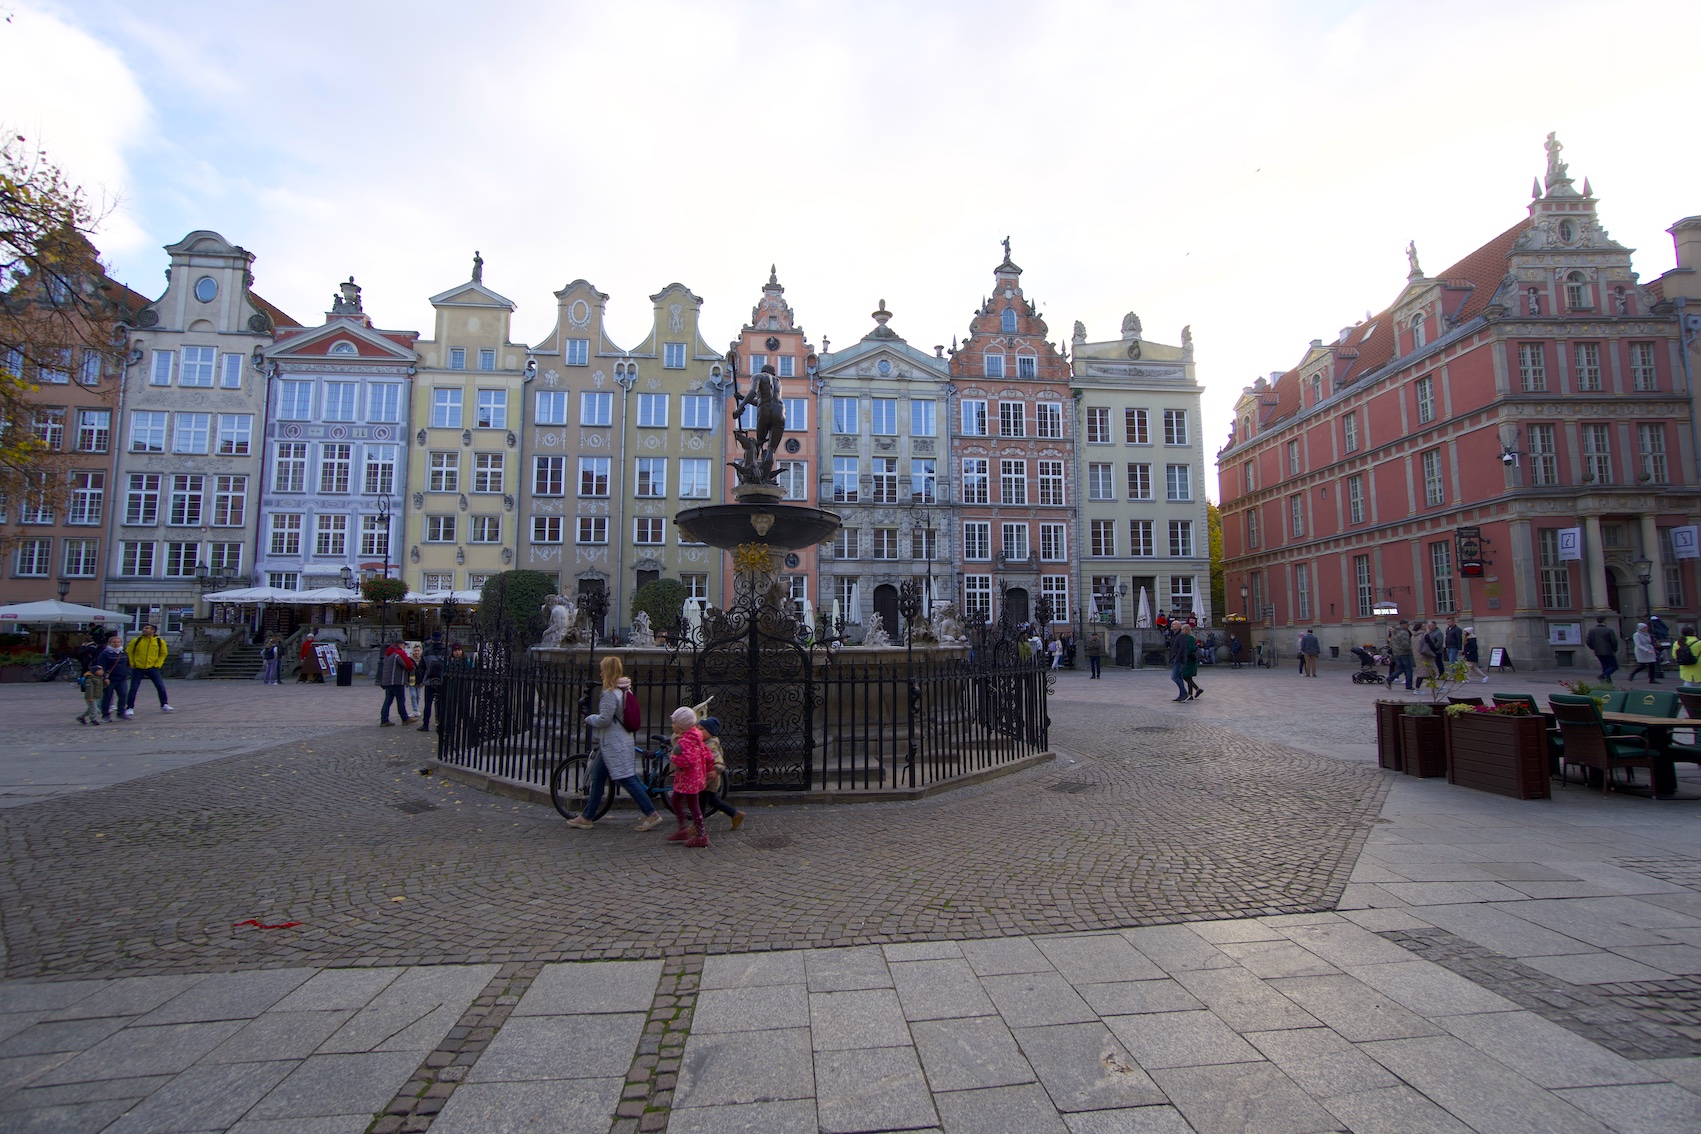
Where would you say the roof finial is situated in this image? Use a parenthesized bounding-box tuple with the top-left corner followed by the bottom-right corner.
(472, 250, 483, 283)
(1532, 176, 1542, 199)
(1406, 240, 1423, 279)
(768, 263, 778, 286)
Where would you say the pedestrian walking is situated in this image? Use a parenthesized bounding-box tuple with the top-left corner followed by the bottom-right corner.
(1299, 628, 1321, 677)
(260, 636, 282, 684)
(1462, 627, 1490, 682)
(1296, 631, 1307, 674)
(1228, 635, 1243, 669)
(1444, 618, 1463, 665)
(77, 665, 105, 725)
(1416, 621, 1444, 681)
(298, 634, 324, 682)
(1648, 614, 1671, 682)
(1085, 632, 1103, 678)
(406, 643, 425, 715)
(1629, 623, 1662, 683)
(695, 716, 746, 830)
(96, 633, 129, 720)
(1048, 636, 1063, 670)
(664, 705, 715, 848)
(1585, 615, 1621, 682)
(564, 655, 664, 832)
(123, 624, 173, 716)
(417, 646, 446, 732)
(1673, 624, 1701, 685)
(1182, 626, 1203, 699)
(1385, 621, 1416, 691)
(376, 640, 415, 725)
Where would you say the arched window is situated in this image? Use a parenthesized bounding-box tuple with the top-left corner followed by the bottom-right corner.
(1565, 271, 1589, 310)
(330, 341, 357, 356)
(1000, 308, 1017, 333)
(1558, 219, 1576, 243)
(1411, 313, 1426, 349)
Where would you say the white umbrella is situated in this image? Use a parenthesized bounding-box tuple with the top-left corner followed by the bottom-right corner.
(204, 586, 295, 603)
(285, 587, 365, 604)
(1136, 587, 1153, 627)
(0, 599, 131, 627)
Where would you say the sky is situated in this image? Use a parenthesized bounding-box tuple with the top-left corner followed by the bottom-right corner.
(5, 0, 1699, 499)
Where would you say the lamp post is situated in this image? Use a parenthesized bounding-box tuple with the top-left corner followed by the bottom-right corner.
(1118, 582, 1129, 626)
(377, 495, 393, 645)
(1635, 556, 1654, 620)
(1240, 584, 1249, 620)
(56, 576, 70, 601)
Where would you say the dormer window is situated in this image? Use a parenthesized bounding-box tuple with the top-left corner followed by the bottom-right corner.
(330, 341, 357, 356)
(1000, 308, 1017, 334)
(1411, 312, 1426, 350)
(1565, 271, 1590, 310)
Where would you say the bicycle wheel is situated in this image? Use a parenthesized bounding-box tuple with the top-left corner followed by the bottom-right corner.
(59, 661, 81, 682)
(549, 756, 597, 822)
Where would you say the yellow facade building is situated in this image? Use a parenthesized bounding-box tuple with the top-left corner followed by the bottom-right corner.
(403, 256, 528, 595)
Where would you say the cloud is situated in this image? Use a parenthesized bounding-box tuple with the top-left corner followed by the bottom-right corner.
(0, 1, 154, 260)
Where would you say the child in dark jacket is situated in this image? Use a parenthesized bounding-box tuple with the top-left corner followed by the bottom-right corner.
(696, 717, 746, 831)
(78, 666, 106, 725)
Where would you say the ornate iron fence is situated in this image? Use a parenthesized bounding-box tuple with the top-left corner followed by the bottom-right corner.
(436, 601, 1050, 794)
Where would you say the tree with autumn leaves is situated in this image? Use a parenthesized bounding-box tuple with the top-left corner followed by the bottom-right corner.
(0, 133, 138, 552)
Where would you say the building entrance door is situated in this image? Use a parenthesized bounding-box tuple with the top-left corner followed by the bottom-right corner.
(873, 584, 900, 638)
(1006, 587, 1030, 624)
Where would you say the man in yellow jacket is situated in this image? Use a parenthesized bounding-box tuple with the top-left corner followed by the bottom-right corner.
(122, 623, 174, 717)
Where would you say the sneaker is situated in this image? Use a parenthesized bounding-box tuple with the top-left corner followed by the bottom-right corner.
(565, 815, 595, 829)
(89, 719, 101, 726)
(160, 704, 174, 713)
(417, 725, 431, 732)
(685, 834, 709, 849)
(666, 828, 691, 843)
(121, 710, 133, 719)
(730, 810, 746, 831)
(76, 718, 87, 725)
(379, 720, 394, 727)
(636, 812, 664, 831)
(1482, 676, 1490, 683)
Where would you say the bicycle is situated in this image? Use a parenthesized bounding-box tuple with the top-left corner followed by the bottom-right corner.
(550, 732, 675, 822)
(33, 655, 82, 683)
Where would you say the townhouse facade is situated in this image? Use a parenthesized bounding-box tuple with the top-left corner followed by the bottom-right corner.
(405, 257, 527, 595)
(949, 246, 1074, 630)
(256, 280, 419, 595)
(2, 239, 147, 609)
(724, 267, 820, 617)
(1071, 315, 1208, 649)
(1217, 137, 1698, 665)
(107, 231, 294, 629)
(816, 301, 952, 634)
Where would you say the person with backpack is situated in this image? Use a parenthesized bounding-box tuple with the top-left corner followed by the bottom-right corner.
(376, 640, 415, 726)
(1673, 625, 1701, 685)
(1585, 615, 1621, 682)
(417, 646, 447, 732)
(565, 655, 664, 832)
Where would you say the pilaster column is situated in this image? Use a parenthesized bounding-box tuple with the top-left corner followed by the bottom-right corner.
(1583, 514, 1609, 612)
(1641, 512, 1667, 611)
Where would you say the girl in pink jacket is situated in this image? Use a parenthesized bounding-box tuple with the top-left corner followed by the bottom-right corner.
(666, 706, 715, 848)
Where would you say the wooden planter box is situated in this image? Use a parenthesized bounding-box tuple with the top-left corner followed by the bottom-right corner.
(0, 665, 33, 684)
(1375, 700, 1407, 772)
(1399, 712, 1447, 777)
(1446, 712, 1551, 799)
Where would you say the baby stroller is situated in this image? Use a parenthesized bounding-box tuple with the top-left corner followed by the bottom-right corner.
(1351, 645, 1387, 685)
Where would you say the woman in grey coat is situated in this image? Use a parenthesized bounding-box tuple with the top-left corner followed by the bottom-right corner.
(566, 655, 664, 831)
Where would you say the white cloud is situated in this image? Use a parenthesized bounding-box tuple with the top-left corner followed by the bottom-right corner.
(13, 0, 1701, 497)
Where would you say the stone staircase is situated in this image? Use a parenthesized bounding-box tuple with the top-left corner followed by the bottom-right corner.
(205, 641, 265, 681)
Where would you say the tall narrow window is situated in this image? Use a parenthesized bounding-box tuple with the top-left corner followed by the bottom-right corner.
(1528, 424, 1558, 486)
(1163, 409, 1188, 445)
(1574, 343, 1602, 392)
(870, 398, 897, 435)
(910, 399, 936, 437)
(1129, 520, 1154, 557)
(960, 399, 987, 437)
(273, 443, 307, 492)
(1355, 555, 1373, 618)
(999, 459, 1027, 505)
(319, 444, 353, 493)
(1125, 408, 1149, 444)
(1034, 402, 1062, 439)
(473, 452, 504, 493)
(1431, 541, 1455, 613)
(1422, 449, 1445, 506)
(1518, 343, 1546, 392)
(1168, 520, 1194, 558)
(833, 457, 859, 502)
(1036, 460, 1063, 506)
(1126, 463, 1151, 500)
(1296, 563, 1312, 620)
(1343, 414, 1358, 453)
(1629, 342, 1657, 391)
(1638, 423, 1668, 483)
(429, 451, 460, 493)
(1089, 519, 1115, 557)
(1660, 528, 1686, 609)
(1538, 529, 1572, 608)
(998, 401, 1025, 438)
(1565, 271, 1589, 310)
(961, 459, 988, 504)
(1582, 424, 1612, 483)
(1347, 475, 1364, 523)
(1165, 465, 1192, 501)
(1286, 440, 1300, 476)
(1087, 463, 1114, 501)
(1086, 407, 1110, 444)
(1247, 510, 1259, 550)
(1289, 494, 1305, 537)
(833, 397, 859, 434)
(1415, 376, 1435, 424)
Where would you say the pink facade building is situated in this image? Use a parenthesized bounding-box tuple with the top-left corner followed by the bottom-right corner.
(1218, 138, 1699, 666)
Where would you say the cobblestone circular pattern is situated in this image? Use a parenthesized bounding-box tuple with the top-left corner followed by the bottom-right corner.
(0, 701, 1388, 978)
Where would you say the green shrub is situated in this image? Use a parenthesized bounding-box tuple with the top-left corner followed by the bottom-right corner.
(631, 578, 688, 634)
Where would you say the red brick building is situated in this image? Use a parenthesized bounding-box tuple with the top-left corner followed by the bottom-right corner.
(1218, 137, 1699, 667)
(950, 243, 1075, 627)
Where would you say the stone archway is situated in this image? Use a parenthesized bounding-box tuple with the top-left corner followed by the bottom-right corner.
(1006, 587, 1030, 625)
(1115, 635, 1135, 667)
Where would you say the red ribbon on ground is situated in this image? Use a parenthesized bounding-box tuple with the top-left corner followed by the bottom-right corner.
(232, 918, 300, 930)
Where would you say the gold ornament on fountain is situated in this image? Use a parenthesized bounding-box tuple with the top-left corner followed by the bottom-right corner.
(733, 543, 774, 575)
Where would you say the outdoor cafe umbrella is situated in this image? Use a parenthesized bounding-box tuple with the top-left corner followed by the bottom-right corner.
(0, 599, 131, 628)
(1136, 587, 1153, 628)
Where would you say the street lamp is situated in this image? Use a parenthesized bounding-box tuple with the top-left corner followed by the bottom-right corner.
(1635, 556, 1654, 619)
(56, 576, 70, 601)
(1240, 583, 1249, 619)
(376, 495, 393, 645)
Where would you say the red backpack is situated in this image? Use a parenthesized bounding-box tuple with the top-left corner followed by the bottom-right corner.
(621, 689, 641, 733)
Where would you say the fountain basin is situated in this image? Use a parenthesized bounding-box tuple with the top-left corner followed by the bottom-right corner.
(675, 502, 843, 551)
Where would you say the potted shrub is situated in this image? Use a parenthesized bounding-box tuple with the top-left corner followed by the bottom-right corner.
(1401, 661, 1470, 777)
(1444, 702, 1552, 799)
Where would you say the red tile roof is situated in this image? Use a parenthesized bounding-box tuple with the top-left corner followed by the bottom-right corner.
(1259, 218, 1531, 430)
(250, 292, 299, 330)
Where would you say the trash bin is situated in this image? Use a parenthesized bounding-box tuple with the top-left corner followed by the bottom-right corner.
(336, 661, 354, 686)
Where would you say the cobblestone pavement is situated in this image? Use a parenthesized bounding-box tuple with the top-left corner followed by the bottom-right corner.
(5, 668, 1701, 1131)
(0, 671, 1386, 978)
